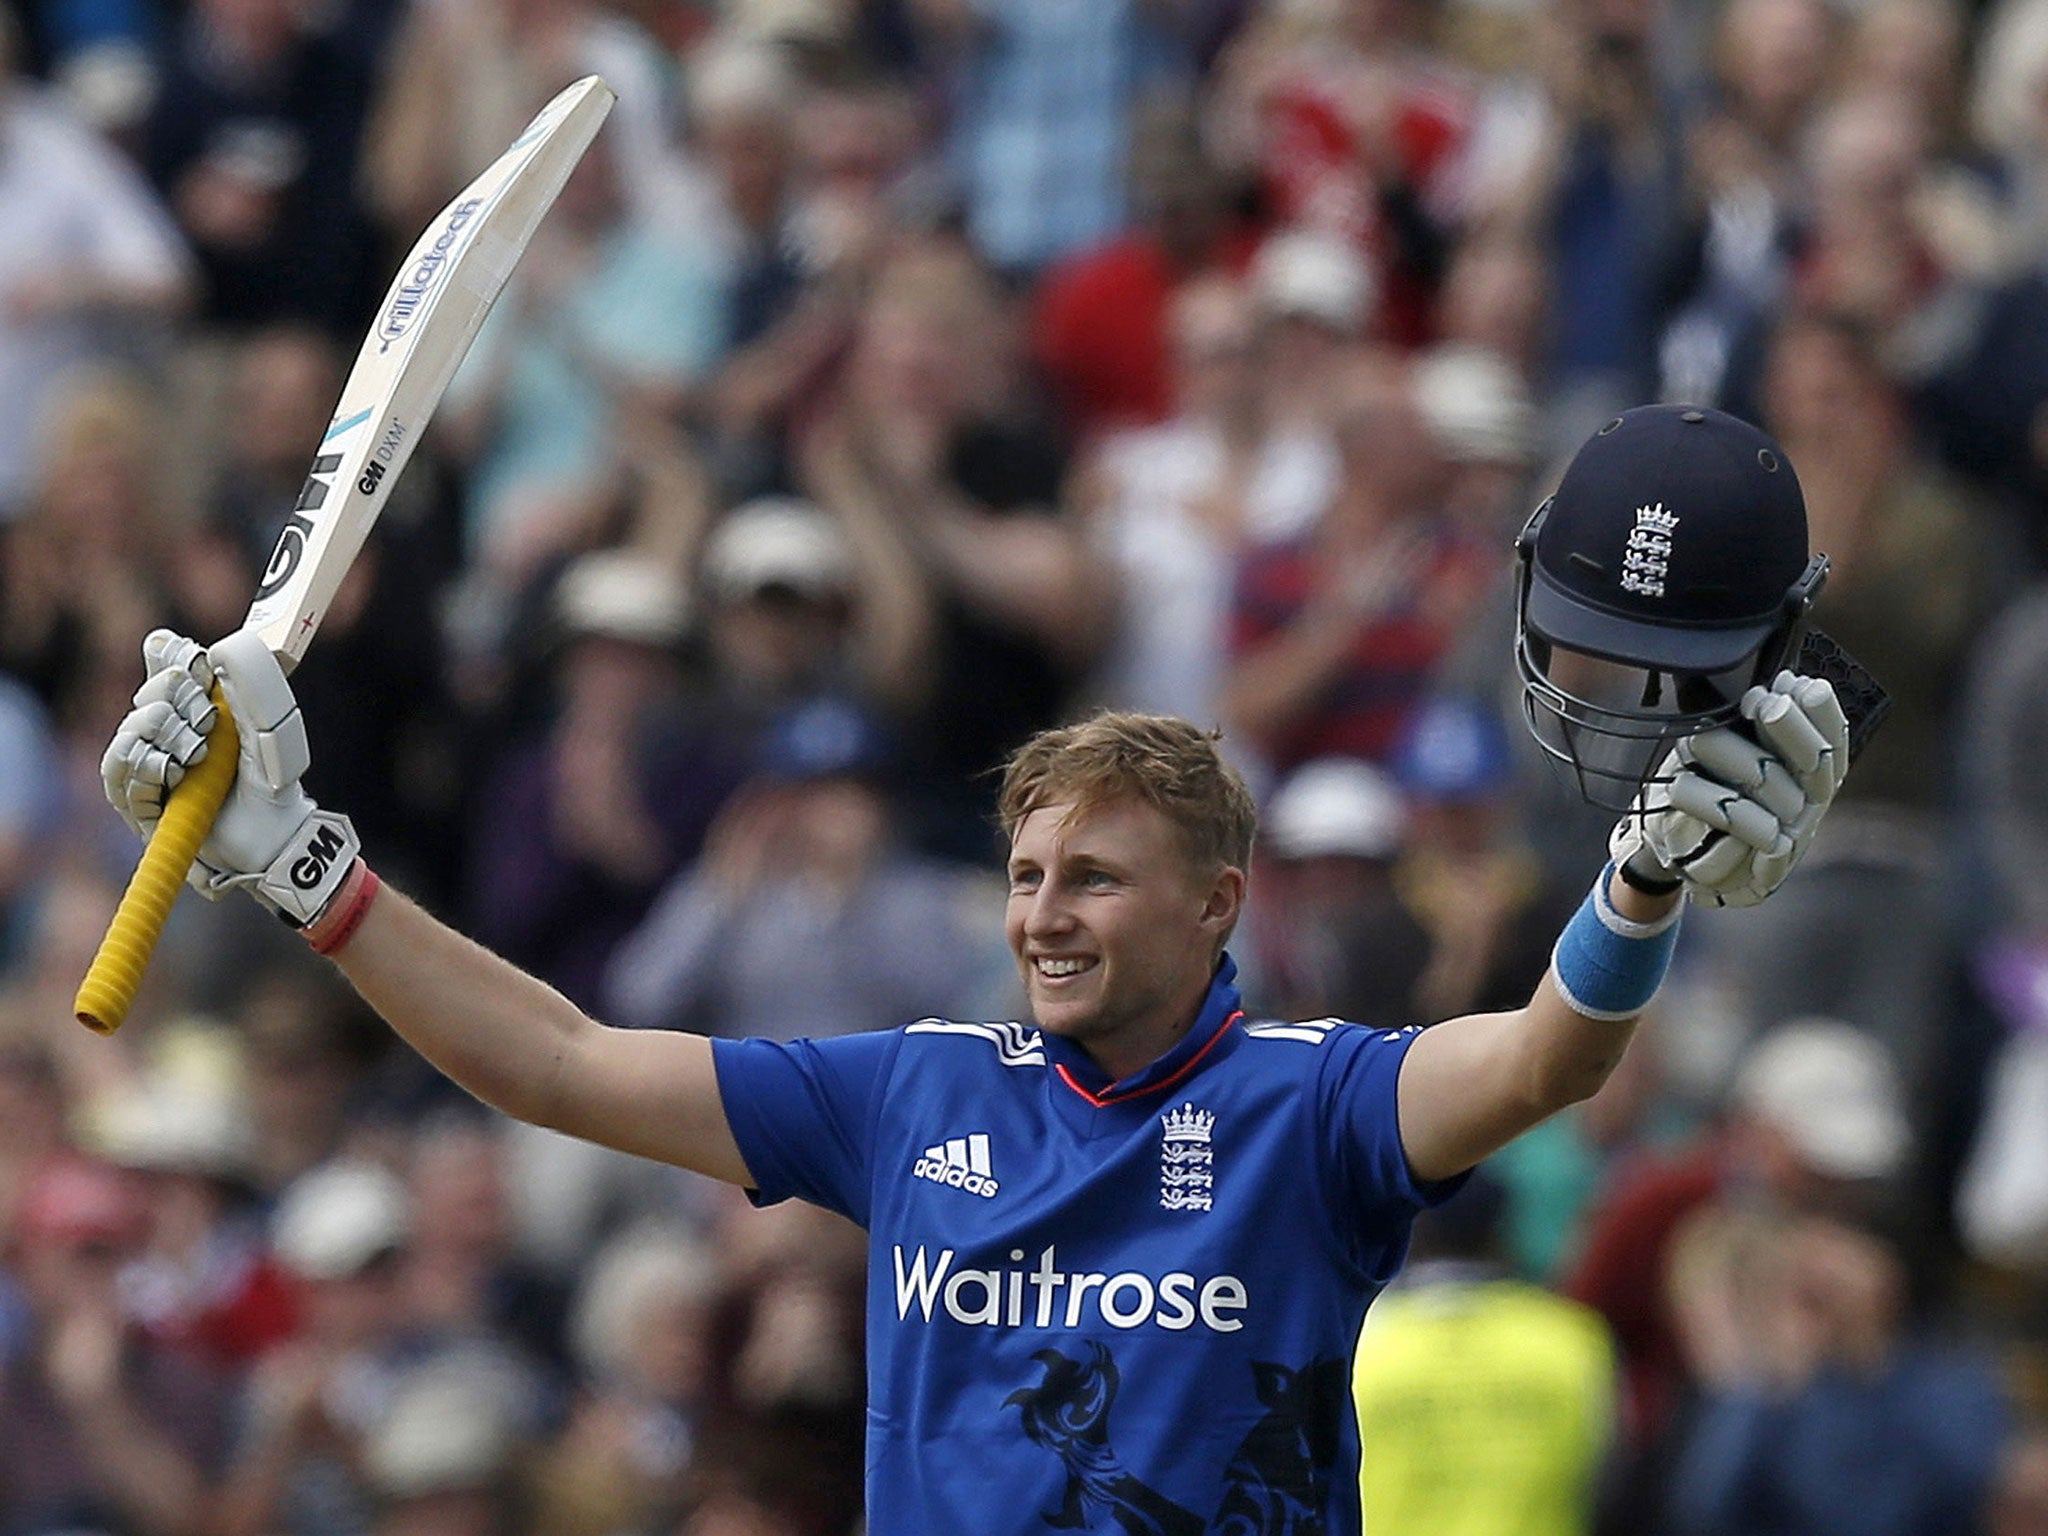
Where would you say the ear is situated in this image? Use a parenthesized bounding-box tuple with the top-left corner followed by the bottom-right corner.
(1198, 864, 1246, 940)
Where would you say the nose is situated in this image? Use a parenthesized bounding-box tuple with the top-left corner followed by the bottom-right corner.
(1018, 878, 1076, 941)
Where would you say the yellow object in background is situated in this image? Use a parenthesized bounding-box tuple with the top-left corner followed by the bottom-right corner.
(1354, 1274, 1615, 1536)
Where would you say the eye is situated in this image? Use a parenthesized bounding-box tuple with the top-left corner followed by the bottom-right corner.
(1008, 869, 1041, 894)
(1082, 868, 1119, 890)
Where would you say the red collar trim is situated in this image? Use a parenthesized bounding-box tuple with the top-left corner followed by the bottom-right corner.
(1054, 1011, 1243, 1108)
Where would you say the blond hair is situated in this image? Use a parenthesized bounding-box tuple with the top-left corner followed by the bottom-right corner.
(998, 713, 1258, 874)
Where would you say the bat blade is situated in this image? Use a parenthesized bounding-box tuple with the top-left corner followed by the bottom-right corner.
(245, 73, 615, 669)
(74, 75, 614, 1034)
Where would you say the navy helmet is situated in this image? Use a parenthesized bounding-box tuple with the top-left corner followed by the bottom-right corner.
(1514, 405, 1828, 810)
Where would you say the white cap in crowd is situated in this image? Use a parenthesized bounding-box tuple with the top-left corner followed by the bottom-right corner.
(362, 1351, 531, 1501)
(272, 1159, 412, 1282)
(555, 549, 691, 648)
(1732, 1016, 1910, 1180)
(703, 497, 854, 603)
(1250, 228, 1377, 337)
(1265, 758, 1409, 862)
(1413, 343, 1537, 465)
(86, 1021, 253, 1183)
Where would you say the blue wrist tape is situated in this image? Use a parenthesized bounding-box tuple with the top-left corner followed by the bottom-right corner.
(1549, 863, 1683, 1021)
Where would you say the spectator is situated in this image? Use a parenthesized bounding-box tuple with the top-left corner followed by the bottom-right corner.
(0, 370, 184, 739)
(1413, 340, 1539, 538)
(1247, 225, 1379, 428)
(1776, 88, 1973, 392)
(0, 11, 190, 517)
(1033, 103, 1257, 441)
(1956, 584, 2048, 1274)
(1246, 754, 1428, 1027)
(439, 131, 728, 589)
(1222, 354, 1492, 777)
(605, 694, 1006, 1041)
(1759, 307, 2012, 812)
(699, 1198, 866, 1536)
(361, 0, 676, 244)
(218, 1158, 418, 1536)
(692, 493, 902, 728)
(1354, 1172, 1616, 1536)
(1463, 0, 1685, 432)
(195, 323, 465, 902)
(794, 240, 1110, 859)
(1078, 274, 1337, 724)
(465, 549, 711, 1014)
(141, 0, 379, 332)
(236, 962, 376, 1196)
(1567, 1017, 1913, 1522)
(88, 1024, 301, 1368)
(1654, 0, 1830, 404)
(1387, 694, 1571, 1023)
(399, 1114, 569, 1378)
(0, 1153, 231, 1536)
(530, 1223, 720, 1536)
(362, 1350, 533, 1536)
(913, 0, 1195, 277)
(1663, 1206, 2010, 1536)
(1213, 0, 1473, 347)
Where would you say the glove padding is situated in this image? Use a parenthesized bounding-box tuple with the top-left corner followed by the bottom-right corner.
(1611, 671, 1850, 908)
(100, 628, 359, 925)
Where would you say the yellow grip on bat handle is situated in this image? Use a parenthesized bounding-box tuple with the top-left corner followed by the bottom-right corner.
(74, 686, 239, 1034)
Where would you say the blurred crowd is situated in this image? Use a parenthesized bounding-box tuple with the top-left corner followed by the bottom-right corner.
(2, 0, 2048, 1532)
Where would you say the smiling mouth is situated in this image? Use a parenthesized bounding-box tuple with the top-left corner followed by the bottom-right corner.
(1033, 956, 1098, 980)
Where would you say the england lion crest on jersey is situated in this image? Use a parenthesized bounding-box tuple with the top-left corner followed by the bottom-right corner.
(1160, 1103, 1215, 1212)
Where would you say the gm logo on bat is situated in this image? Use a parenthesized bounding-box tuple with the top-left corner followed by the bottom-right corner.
(254, 452, 345, 601)
(379, 196, 483, 348)
(254, 417, 408, 604)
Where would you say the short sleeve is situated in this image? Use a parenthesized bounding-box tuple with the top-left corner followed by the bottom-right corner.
(1315, 1025, 1471, 1280)
(712, 1031, 902, 1227)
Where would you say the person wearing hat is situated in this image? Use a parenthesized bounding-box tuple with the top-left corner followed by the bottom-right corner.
(1564, 1017, 1920, 1523)
(1388, 695, 1578, 1025)
(90, 1025, 302, 1367)
(1248, 755, 1434, 1030)
(0, 1153, 232, 1536)
(218, 1159, 421, 1536)
(1248, 228, 1379, 433)
(466, 548, 729, 1015)
(605, 694, 1006, 1044)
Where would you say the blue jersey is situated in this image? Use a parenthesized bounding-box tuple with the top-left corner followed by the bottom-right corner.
(712, 955, 1462, 1535)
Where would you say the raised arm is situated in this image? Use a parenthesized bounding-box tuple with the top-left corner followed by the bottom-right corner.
(1397, 869, 1677, 1181)
(1397, 672, 1851, 1182)
(101, 629, 754, 1187)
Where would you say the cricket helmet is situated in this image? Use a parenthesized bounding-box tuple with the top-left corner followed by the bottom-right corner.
(1515, 404, 1829, 810)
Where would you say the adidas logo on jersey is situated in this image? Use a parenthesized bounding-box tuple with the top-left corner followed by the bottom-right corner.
(914, 1134, 1000, 1198)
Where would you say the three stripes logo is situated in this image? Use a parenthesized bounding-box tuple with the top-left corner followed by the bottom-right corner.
(913, 1134, 1000, 1198)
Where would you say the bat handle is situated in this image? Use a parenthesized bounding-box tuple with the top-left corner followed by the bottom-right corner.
(74, 686, 240, 1034)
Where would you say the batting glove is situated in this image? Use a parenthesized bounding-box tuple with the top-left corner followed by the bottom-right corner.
(101, 628, 360, 926)
(1610, 671, 1850, 908)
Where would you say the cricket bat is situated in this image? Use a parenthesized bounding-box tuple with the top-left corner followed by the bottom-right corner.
(74, 75, 616, 1034)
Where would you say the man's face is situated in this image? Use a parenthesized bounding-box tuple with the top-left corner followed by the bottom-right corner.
(1005, 798, 1242, 1073)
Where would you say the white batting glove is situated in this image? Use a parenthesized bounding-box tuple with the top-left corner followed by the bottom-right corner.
(1610, 672, 1850, 908)
(101, 628, 360, 925)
